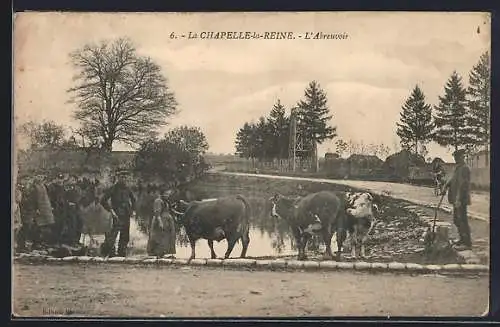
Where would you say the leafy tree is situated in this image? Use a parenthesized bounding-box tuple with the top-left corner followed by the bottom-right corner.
(295, 81, 337, 158)
(164, 126, 209, 157)
(67, 38, 178, 151)
(433, 71, 474, 152)
(466, 52, 491, 153)
(396, 85, 434, 155)
(267, 99, 290, 159)
(134, 130, 209, 185)
(20, 120, 67, 149)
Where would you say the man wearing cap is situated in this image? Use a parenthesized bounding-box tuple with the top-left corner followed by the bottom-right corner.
(100, 170, 136, 257)
(442, 149, 472, 250)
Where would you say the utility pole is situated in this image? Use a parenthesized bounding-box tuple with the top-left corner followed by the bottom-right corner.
(289, 108, 297, 172)
(289, 108, 310, 172)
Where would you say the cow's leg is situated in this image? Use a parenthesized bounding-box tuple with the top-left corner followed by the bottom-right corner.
(292, 227, 306, 261)
(351, 226, 358, 258)
(240, 231, 250, 258)
(360, 240, 366, 258)
(299, 233, 311, 261)
(322, 224, 334, 260)
(224, 236, 238, 259)
(336, 228, 347, 261)
(207, 240, 217, 259)
(188, 238, 197, 262)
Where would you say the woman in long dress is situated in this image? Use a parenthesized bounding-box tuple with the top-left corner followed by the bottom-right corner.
(147, 188, 176, 258)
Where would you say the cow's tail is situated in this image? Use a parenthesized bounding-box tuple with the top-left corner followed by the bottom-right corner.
(235, 194, 251, 236)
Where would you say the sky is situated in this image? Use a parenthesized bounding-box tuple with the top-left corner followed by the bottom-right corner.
(13, 12, 490, 162)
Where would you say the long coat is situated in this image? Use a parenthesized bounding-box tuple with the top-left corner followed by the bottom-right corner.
(34, 183, 55, 226)
(13, 187, 22, 231)
(447, 163, 471, 206)
(147, 197, 176, 257)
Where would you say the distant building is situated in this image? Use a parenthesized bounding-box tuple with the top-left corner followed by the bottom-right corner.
(324, 152, 340, 160)
(346, 154, 385, 177)
(382, 149, 427, 181)
(466, 150, 489, 169)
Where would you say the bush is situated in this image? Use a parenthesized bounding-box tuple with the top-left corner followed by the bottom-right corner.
(133, 130, 210, 186)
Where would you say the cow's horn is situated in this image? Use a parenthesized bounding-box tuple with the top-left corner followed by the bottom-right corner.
(171, 208, 185, 216)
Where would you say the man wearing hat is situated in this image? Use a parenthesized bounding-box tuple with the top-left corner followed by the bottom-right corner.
(442, 149, 472, 250)
(46, 173, 68, 245)
(100, 170, 136, 257)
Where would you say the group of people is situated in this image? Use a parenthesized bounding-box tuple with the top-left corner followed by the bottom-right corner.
(14, 173, 98, 253)
(14, 169, 180, 258)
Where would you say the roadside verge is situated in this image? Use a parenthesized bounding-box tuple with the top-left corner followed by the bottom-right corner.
(13, 255, 489, 276)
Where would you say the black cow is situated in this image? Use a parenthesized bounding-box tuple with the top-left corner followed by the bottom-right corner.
(270, 191, 347, 261)
(172, 194, 251, 262)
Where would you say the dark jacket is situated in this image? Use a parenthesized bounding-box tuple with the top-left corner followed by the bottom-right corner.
(447, 162, 471, 206)
(100, 182, 136, 217)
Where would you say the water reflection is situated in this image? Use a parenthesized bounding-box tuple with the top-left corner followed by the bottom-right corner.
(129, 198, 302, 259)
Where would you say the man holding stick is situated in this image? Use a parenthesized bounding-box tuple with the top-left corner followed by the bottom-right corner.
(442, 149, 472, 251)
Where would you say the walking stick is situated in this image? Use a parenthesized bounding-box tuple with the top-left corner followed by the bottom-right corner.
(431, 191, 446, 244)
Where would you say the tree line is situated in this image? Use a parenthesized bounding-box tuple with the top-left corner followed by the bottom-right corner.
(396, 52, 490, 157)
(235, 81, 337, 162)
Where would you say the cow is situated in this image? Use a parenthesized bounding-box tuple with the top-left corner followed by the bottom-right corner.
(342, 192, 379, 258)
(270, 191, 347, 261)
(171, 194, 251, 262)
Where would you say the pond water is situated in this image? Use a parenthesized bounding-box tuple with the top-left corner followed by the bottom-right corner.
(125, 212, 304, 259)
(77, 174, 457, 264)
(81, 205, 310, 259)
(130, 225, 299, 259)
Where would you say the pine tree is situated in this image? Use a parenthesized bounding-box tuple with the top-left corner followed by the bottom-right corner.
(433, 71, 474, 152)
(396, 85, 435, 155)
(466, 52, 491, 153)
(255, 116, 274, 161)
(235, 122, 253, 159)
(267, 99, 290, 159)
(296, 81, 337, 158)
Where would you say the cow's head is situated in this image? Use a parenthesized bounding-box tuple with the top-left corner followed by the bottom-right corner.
(169, 199, 190, 219)
(269, 193, 297, 220)
(345, 192, 378, 219)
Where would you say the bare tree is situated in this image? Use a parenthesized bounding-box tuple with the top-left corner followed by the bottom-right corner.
(334, 138, 348, 157)
(67, 38, 178, 151)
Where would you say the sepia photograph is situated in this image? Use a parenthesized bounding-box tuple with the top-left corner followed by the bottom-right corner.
(12, 11, 491, 318)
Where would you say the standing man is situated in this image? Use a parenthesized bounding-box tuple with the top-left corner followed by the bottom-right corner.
(63, 175, 83, 245)
(46, 173, 67, 245)
(442, 149, 472, 250)
(100, 170, 136, 257)
(32, 174, 57, 247)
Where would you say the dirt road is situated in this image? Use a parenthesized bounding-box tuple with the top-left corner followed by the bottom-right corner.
(13, 263, 488, 317)
(214, 171, 490, 222)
